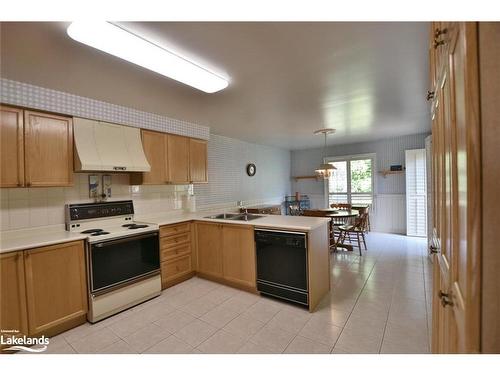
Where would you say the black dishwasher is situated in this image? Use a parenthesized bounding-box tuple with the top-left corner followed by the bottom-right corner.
(255, 229, 308, 306)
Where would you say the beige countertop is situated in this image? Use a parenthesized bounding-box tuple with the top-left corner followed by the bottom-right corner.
(137, 211, 330, 232)
(0, 211, 329, 254)
(0, 225, 87, 254)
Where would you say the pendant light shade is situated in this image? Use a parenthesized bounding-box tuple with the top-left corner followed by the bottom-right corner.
(314, 128, 336, 179)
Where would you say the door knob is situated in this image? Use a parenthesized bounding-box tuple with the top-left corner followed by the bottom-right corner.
(434, 28, 448, 39)
(438, 290, 453, 307)
(434, 39, 446, 49)
(430, 244, 439, 254)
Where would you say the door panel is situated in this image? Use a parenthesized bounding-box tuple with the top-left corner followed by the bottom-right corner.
(167, 134, 189, 183)
(0, 251, 28, 343)
(0, 106, 24, 187)
(140, 130, 168, 184)
(24, 111, 73, 187)
(196, 222, 223, 277)
(24, 241, 87, 336)
(447, 22, 481, 353)
(189, 138, 208, 183)
(431, 22, 481, 354)
(222, 225, 256, 288)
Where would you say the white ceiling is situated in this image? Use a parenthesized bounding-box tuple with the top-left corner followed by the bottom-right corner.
(1, 22, 430, 150)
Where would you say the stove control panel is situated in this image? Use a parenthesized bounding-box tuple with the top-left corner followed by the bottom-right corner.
(67, 200, 135, 221)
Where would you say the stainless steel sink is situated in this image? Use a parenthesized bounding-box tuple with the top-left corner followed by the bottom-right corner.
(230, 213, 264, 221)
(203, 213, 264, 221)
(204, 213, 241, 219)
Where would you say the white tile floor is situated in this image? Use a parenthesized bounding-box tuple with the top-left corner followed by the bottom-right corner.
(36, 232, 433, 354)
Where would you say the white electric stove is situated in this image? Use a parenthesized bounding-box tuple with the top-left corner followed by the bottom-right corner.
(65, 200, 161, 323)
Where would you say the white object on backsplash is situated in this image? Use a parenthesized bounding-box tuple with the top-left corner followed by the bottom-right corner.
(89, 175, 99, 199)
(185, 195, 196, 213)
(102, 175, 112, 199)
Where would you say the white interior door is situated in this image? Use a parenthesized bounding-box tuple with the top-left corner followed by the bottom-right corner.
(406, 148, 428, 237)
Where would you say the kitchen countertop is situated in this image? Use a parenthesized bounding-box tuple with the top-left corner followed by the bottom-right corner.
(0, 211, 329, 254)
(0, 225, 87, 254)
(137, 210, 330, 232)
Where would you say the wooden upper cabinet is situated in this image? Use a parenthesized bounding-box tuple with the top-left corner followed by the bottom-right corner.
(24, 110, 73, 187)
(0, 251, 28, 341)
(189, 138, 208, 183)
(221, 224, 256, 288)
(196, 222, 223, 277)
(167, 134, 190, 183)
(133, 129, 168, 185)
(24, 241, 87, 337)
(0, 105, 24, 187)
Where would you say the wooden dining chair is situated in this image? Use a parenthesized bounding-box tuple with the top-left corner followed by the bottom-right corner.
(337, 213, 368, 256)
(330, 203, 352, 211)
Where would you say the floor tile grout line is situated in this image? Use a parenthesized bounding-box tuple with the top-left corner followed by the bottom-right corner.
(187, 296, 262, 353)
(329, 248, 381, 354)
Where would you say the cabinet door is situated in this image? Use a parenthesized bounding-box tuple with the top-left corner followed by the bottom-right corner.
(222, 225, 256, 288)
(431, 23, 481, 354)
(196, 222, 223, 277)
(189, 138, 208, 183)
(140, 130, 168, 184)
(0, 106, 24, 187)
(0, 251, 28, 341)
(24, 241, 87, 336)
(24, 110, 73, 187)
(167, 134, 189, 183)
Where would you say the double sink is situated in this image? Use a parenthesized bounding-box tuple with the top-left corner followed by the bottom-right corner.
(204, 213, 264, 221)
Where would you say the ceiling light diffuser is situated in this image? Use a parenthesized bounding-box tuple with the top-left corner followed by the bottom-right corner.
(67, 21, 229, 93)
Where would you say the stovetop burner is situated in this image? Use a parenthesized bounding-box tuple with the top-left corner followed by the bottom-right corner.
(81, 229, 104, 234)
(122, 223, 149, 229)
(91, 231, 110, 236)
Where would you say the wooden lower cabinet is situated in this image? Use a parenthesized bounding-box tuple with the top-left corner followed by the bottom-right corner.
(159, 223, 194, 288)
(221, 224, 256, 288)
(195, 222, 256, 289)
(196, 222, 223, 278)
(24, 241, 87, 337)
(0, 251, 29, 344)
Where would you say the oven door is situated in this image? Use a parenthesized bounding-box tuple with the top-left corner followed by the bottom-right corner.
(89, 231, 160, 294)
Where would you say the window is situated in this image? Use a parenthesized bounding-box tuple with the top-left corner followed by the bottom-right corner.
(325, 154, 375, 206)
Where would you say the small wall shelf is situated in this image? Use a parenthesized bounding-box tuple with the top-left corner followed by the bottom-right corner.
(378, 170, 405, 178)
(293, 175, 319, 182)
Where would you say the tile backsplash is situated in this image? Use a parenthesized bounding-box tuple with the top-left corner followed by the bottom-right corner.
(0, 173, 190, 231)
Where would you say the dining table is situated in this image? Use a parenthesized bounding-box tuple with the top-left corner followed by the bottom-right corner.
(302, 209, 359, 252)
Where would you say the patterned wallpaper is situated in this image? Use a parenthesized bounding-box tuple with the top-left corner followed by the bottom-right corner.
(291, 133, 429, 208)
(0, 78, 210, 140)
(195, 134, 291, 209)
(0, 134, 292, 231)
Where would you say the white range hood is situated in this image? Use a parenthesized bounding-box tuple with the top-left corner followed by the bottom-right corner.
(73, 118, 151, 172)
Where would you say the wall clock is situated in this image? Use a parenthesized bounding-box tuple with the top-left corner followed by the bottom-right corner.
(246, 163, 256, 177)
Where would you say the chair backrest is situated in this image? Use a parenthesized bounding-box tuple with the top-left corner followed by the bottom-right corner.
(330, 203, 352, 211)
(353, 212, 368, 230)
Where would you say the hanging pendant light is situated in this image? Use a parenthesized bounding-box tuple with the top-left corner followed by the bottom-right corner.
(314, 128, 336, 179)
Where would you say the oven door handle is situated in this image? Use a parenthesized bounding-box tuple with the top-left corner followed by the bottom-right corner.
(93, 232, 158, 247)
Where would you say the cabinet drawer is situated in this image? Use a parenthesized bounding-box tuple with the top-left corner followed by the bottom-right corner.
(160, 222, 190, 237)
(161, 255, 191, 282)
(160, 232, 190, 249)
(161, 243, 191, 262)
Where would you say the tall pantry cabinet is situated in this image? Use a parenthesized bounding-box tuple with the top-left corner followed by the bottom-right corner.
(429, 22, 500, 354)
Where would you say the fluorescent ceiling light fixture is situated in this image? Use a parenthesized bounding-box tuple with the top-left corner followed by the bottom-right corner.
(67, 21, 229, 93)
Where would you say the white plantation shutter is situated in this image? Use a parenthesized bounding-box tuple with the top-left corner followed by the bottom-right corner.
(406, 149, 428, 237)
